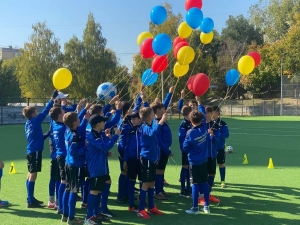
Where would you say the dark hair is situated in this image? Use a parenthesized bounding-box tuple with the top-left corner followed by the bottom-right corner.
(205, 106, 213, 113)
(189, 110, 204, 125)
(22, 106, 36, 120)
(139, 107, 153, 121)
(188, 100, 198, 106)
(212, 105, 220, 112)
(63, 112, 78, 129)
(150, 102, 165, 114)
(49, 107, 63, 121)
(89, 104, 103, 116)
(122, 102, 132, 117)
(182, 106, 192, 117)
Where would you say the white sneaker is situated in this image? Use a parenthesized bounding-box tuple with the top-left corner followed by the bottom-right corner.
(202, 206, 210, 214)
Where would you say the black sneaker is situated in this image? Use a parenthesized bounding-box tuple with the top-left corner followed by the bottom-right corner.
(27, 199, 44, 208)
(179, 191, 190, 198)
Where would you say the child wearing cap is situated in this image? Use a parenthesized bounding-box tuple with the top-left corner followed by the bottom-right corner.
(84, 114, 120, 225)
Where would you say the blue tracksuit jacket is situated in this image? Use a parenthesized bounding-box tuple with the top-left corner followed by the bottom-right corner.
(215, 118, 229, 150)
(206, 120, 219, 158)
(123, 125, 142, 162)
(178, 118, 192, 152)
(52, 121, 67, 157)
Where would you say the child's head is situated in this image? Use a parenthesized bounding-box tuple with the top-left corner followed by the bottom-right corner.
(49, 107, 64, 122)
(188, 100, 198, 111)
(130, 110, 142, 126)
(150, 102, 165, 118)
(189, 110, 204, 127)
(122, 101, 132, 118)
(205, 106, 213, 120)
(139, 107, 154, 123)
(54, 92, 69, 104)
(63, 112, 79, 130)
(89, 104, 103, 116)
(182, 106, 192, 118)
(22, 106, 37, 120)
(89, 114, 108, 131)
(212, 105, 220, 120)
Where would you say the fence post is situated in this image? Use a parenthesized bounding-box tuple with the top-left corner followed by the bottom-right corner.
(242, 99, 244, 116)
(230, 102, 232, 117)
(263, 100, 265, 116)
(297, 98, 299, 116)
(27, 98, 30, 106)
(273, 100, 275, 116)
(253, 99, 254, 115)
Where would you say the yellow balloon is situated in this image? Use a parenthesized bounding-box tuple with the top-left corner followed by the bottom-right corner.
(200, 31, 214, 44)
(177, 46, 195, 65)
(53, 68, 72, 90)
(178, 22, 193, 39)
(238, 55, 255, 75)
(174, 62, 189, 78)
(137, 32, 153, 46)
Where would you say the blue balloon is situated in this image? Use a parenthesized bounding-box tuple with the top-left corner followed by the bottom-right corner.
(200, 17, 214, 33)
(152, 33, 172, 56)
(186, 8, 203, 29)
(142, 69, 158, 86)
(225, 69, 240, 86)
(150, 6, 167, 25)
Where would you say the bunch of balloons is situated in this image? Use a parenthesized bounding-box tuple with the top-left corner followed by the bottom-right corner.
(187, 73, 210, 96)
(53, 68, 73, 90)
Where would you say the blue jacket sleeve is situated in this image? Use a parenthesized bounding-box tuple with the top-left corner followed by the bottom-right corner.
(133, 94, 142, 111)
(105, 112, 112, 117)
(220, 125, 229, 139)
(198, 105, 206, 117)
(212, 129, 220, 144)
(103, 104, 111, 115)
(79, 118, 88, 134)
(178, 99, 183, 113)
(163, 92, 172, 109)
(36, 100, 54, 123)
(78, 109, 87, 122)
(62, 104, 77, 113)
(143, 124, 162, 136)
(105, 109, 121, 129)
(179, 127, 187, 152)
(123, 134, 130, 162)
(182, 132, 192, 153)
(69, 142, 86, 157)
(143, 102, 149, 107)
(89, 134, 119, 153)
(157, 138, 171, 155)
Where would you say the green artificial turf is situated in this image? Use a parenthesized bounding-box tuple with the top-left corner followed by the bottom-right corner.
(0, 117, 300, 225)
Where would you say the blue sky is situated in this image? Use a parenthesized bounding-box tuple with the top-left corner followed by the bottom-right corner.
(0, 0, 258, 70)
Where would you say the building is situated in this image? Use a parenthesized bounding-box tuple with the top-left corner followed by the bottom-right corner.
(0, 46, 20, 60)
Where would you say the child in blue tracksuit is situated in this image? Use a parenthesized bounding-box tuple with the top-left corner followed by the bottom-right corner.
(62, 111, 89, 224)
(178, 106, 193, 197)
(183, 110, 210, 214)
(22, 90, 57, 208)
(177, 90, 206, 116)
(212, 106, 229, 188)
(123, 110, 143, 212)
(84, 114, 120, 225)
(137, 107, 167, 219)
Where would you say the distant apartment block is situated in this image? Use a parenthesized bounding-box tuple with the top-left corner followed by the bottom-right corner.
(0, 46, 20, 60)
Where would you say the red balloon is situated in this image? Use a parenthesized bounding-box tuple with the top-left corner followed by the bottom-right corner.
(174, 41, 189, 58)
(152, 55, 168, 73)
(248, 51, 261, 67)
(185, 0, 203, 11)
(140, 38, 155, 58)
(192, 73, 210, 96)
(187, 75, 196, 91)
(173, 36, 187, 48)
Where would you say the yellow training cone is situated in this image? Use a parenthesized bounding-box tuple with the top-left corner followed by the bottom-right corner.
(242, 154, 248, 164)
(9, 162, 16, 174)
(268, 158, 274, 169)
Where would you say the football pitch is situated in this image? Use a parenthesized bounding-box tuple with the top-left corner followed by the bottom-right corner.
(0, 116, 300, 225)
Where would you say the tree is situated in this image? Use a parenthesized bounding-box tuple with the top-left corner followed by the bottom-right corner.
(16, 22, 63, 99)
(0, 59, 21, 105)
(64, 13, 123, 99)
(249, 0, 300, 43)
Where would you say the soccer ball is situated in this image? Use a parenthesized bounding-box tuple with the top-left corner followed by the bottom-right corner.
(226, 146, 233, 153)
(96, 82, 117, 101)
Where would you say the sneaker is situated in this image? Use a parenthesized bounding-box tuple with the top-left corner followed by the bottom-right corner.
(162, 191, 172, 197)
(47, 201, 56, 209)
(209, 195, 220, 203)
(128, 205, 139, 212)
(179, 191, 190, 198)
(61, 215, 68, 223)
(57, 209, 63, 214)
(202, 206, 210, 214)
(185, 189, 191, 195)
(0, 200, 9, 207)
(137, 210, 151, 219)
(27, 199, 43, 208)
(148, 206, 164, 215)
(185, 207, 199, 215)
(67, 217, 83, 224)
(221, 181, 226, 188)
(198, 197, 205, 206)
(101, 209, 117, 218)
(53, 203, 58, 210)
(154, 193, 167, 201)
(84, 216, 99, 225)
(33, 198, 44, 205)
(95, 213, 110, 223)
(81, 203, 87, 209)
(163, 179, 169, 185)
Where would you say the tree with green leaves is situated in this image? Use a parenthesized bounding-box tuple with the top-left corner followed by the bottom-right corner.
(16, 22, 63, 99)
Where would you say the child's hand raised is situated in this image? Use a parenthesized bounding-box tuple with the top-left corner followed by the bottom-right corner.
(114, 128, 121, 136)
(116, 101, 124, 110)
(109, 95, 119, 105)
(84, 112, 90, 120)
(84, 103, 92, 110)
(181, 89, 185, 99)
(169, 86, 175, 93)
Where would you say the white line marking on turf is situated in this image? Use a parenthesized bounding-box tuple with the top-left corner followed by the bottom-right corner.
(231, 132, 300, 137)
